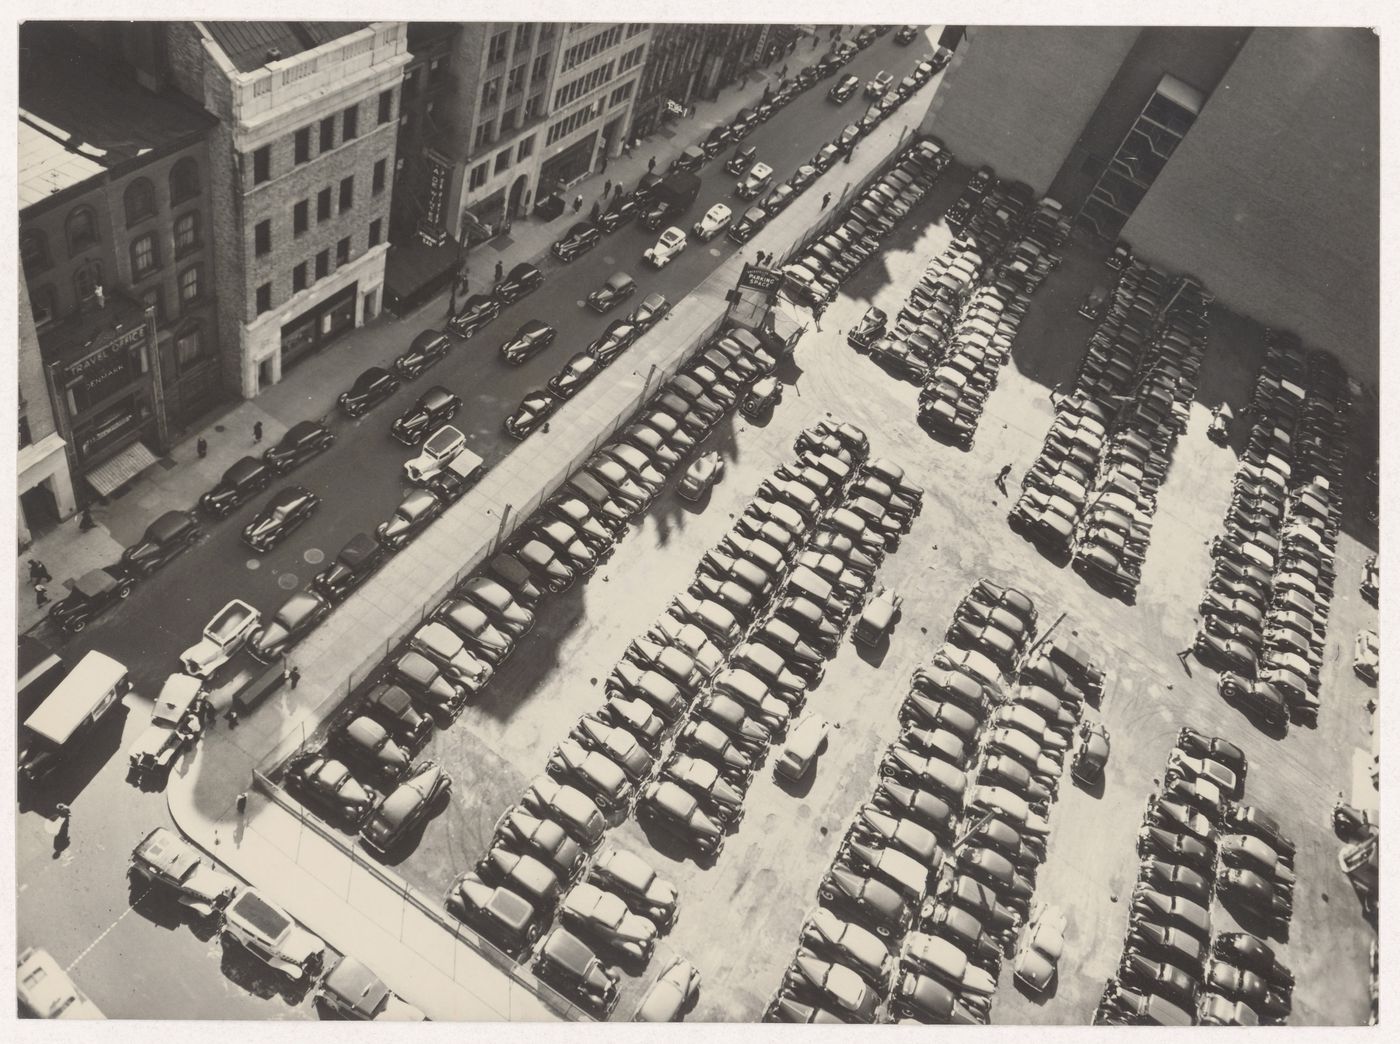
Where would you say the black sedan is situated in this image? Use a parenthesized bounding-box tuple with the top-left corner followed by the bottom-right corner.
(121, 510, 202, 575)
(827, 74, 859, 103)
(248, 590, 332, 662)
(586, 272, 637, 313)
(728, 206, 769, 244)
(552, 222, 602, 262)
(339, 366, 402, 418)
(699, 126, 732, 158)
(242, 485, 321, 552)
(361, 760, 452, 855)
(500, 320, 557, 365)
(48, 566, 135, 635)
(377, 489, 445, 550)
(836, 123, 863, 152)
(493, 262, 544, 304)
(548, 354, 602, 400)
(263, 420, 335, 474)
(597, 196, 640, 232)
(394, 329, 452, 379)
(765, 184, 797, 215)
(789, 165, 819, 192)
(586, 321, 639, 365)
(504, 391, 559, 440)
(895, 25, 920, 43)
(449, 294, 500, 339)
(312, 532, 387, 602)
(199, 456, 273, 517)
(391, 385, 463, 445)
(628, 293, 671, 332)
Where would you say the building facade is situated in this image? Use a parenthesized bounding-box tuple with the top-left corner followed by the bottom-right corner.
(17, 270, 76, 547)
(630, 23, 776, 139)
(18, 22, 222, 516)
(164, 21, 409, 397)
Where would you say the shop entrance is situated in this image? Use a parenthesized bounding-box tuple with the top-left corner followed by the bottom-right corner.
(281, 282, 358, 372)
(20, 481, 60, 538)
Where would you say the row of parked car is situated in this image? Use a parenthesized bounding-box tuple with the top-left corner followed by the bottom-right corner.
(1097, 732, 1297, 1026)
(1008, 260, 1209, 600)
(1194, 330, 1350, 728)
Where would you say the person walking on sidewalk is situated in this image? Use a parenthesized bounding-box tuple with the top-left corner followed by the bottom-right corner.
(196, 436, 208, 459)
(34, 582, 49, 607)
(287, 666, 301, 690)
(603, 178, 612, 198)
(995, 464, 1013, 493)
(572, 194, 583, 213)
(821, 191, 831, 210)
(648, 156, 657, 173)
(494, 260, 504, 283)
(253, 421, 263, 443)
(27, 559, 51, 584)
(79, 507, 96, 530)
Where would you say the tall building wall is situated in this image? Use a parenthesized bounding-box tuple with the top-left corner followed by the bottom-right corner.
(919, 26, 1139, 194)
(1122, 28, 1379, 385)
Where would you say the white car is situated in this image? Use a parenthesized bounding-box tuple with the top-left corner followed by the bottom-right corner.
(180, 599, 260, 678)
(1013, 903, 1067, 992)
(775, 713, 830, 781)
(692, 203, 733, 241)
(736, 163, 773, 200)
(1354, 629, 1378, 684)
(644, 226, 688, 268)
(221, 889, 325, 980)
(404, 424, 466, 483)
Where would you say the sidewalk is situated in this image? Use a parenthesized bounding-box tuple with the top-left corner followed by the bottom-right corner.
(14, 61, 792, 636)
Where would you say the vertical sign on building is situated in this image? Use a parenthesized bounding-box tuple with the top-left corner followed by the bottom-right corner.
(419, 148, 451, 246)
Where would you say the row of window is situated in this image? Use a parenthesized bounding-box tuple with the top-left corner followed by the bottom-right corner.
(254, 164, 385, 257)
(561, 25, 624, 71)
(254, 219, 383, 316)
(608, 80, 635, 109)
(129, 211, 203, 278)
(20, 158, 202, 276)
(554, 60, 616, 109)
(617, 43, 646, 73)
(482, 52, 552, 111)
(467, 134, 537, 191)
(28, 260, 202, 329)
(251, 90, 394, 187)
(545, 101, 600, 146)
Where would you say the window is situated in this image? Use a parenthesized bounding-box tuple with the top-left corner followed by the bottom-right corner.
(378, 89, 394, 124)
(30, 285, 56, 327)
(315, 250, 329, 280)
(252, 146, 270, 185)
(369, 218, 382, 247)
(317, 188, 332, 222)
(474, 121, 494, 149)
(482, 76, 501, 106)
(178, 265, 202, 307)
(343, 105, 358, 141)
(517, 135, 535, 162)
(618, 44, 645, 73)
(495, 149, 512, 175)
(20, 414, 33, 450)
(141, 287, 163, 325)
(337, 236, 351, 265)
(320, 116, 335, 152)
(74, 260, 102, 300)
(169, 157, 200, 203)
(339, 176, 354, 214)
(292, 262, 308, 292)
(373, 159, 386, 194)
(21, 231, 50, 275)
(514, 24, 532, 51)
(400, 110, 413, 129)
(532, 52, 551, 82)
(609, 81, 634, 108)
(174, 212, 200, 254)
(468, 162, 488, 190)
(524, 93, 542, 120)
(256, 282, 272, 314)
(175, 326, 204, 368)
(295, 127, 311, 164)
(124, 178, 157, 225)
(254, 219, 272, 256)
(293, 200, 309, 235)
(508, 64, 526, 94)
(131, 232, 159, 276)
(489, 30, 509, 64)
(66, 206, 98, 254)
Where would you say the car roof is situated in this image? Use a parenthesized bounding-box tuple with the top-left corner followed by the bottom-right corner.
(508, 261, 539, 277)
(355, 365, 392, 386)
(607, 271, 634, 287)
(567, 222, 595, 235)
(266, 485, 311, 511)
(225, 456, 265, 483)
(409, 329, 447, 351)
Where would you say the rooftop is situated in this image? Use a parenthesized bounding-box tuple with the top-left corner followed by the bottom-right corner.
(202, 21, 368, 73)
(18, 25, 215, 210)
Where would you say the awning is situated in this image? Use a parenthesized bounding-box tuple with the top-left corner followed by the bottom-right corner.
(85, 440, 159, 497)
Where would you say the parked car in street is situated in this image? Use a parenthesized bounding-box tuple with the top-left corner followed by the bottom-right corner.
(248, 590, 331, 662)
(587, 321, 640, 365)
(693, 204, 732, 242)
(315, 956, 425, 1021)
(393, 329, 452, 379)
(241, 486, 320, 552)
(505, 390, 560, 439)
(179, 599, 260, 678)
(645, 227, 688, 268)
(313, 532, 387, 602)
(121, 510, 202, 575)
(728, 205, 770, 243)
(404, 425, 467, 484)
(377, 489, 445, 549)
(129, 826, 237, 919)
(48, 567, 135, 635)
(552, 221, 602, 261)
(220, 889, 324, 981)
(499, 319, 557, 365)
(263, 420, 335, 474)
(448, 294, 500, 339)
(548, 354, 603, 399)
(339, 365, 402, 418)
(493, 261, 544, 304)
(199, 456, 273, 518)
(391, 385, 463, 445)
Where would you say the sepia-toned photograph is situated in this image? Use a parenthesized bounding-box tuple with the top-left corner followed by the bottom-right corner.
(9, 1, 1386, 1031)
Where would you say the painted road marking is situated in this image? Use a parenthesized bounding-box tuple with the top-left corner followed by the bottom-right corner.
(66, 883, 153, 974)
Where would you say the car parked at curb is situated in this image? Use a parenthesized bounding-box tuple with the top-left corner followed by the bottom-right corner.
(263, 420, 335, 474)
(393, 330, 452, 379)
(121, 510, 202, 575)
(338, 365, 401, 418)
(493, 262, 544, 304)
(552, 222, 601, 261)
(499, 319, 557, 365)
(391, 385, 462, 445)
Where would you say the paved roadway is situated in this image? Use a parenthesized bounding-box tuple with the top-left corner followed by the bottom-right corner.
(16, 30, 933, 1020)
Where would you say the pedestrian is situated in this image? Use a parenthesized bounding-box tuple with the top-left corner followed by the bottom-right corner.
(79, 507, 95, 531)
(995, 464, 1013, 493)
(28, 559, 50, 583)
(648, 155, 657, 173)
(572, 194, 583, 213)
(236, 792, 248, 815)
(589, 200, 601, 222)
(843, 149, 853, 164)
(53, 802, 71, 851)
(780, 63, 788, 79)
(34, 582, 48, 607)
(288, 666, 301, 690)
(226, 709, 240, 728)
(821, 192, 831, 210)
(196, 436, 208, 459)
(494, 260, 504, 283)
(603, 178, 612, 197)
(252, 421, 263, 443)
(613, 183, 623, 199)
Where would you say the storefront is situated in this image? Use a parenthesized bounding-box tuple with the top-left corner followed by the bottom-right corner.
(280, 282, 358, 371)
(539, 131, 599, 196)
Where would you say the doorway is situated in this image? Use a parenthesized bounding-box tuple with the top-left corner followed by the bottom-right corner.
(20, 480, 60, 539)
(507, 174, 529, 220)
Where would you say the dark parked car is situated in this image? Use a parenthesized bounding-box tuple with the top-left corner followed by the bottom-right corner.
(391, 385, 463, 445)
(48, 567, 135, 635)
(248, 590, 331, 662)
(493, 262, 544, 304)
(535, 928, 619, 1012)
(725, 144, 758, 176)
(263, 420, 335, 474)
(360, 760, 452, 855)
(836, 123, 863, 152)
(393, 330, 451, 379)
(766, 184, 798, 214)
(121, 510, 202, 575)
(358, 681, 433, 747)
(552, 221, 602, 261)
(242, 485, 321, 552)
(597, 195, 640, 232)
(504, 390, 560, 440)
(728, 206, 769, 243)
(199, 457, 273, 518)
(312, 532, 387, 602)
(627, 293, 671, 332)
(339, 366, 402, 418)
(813, 144, 842, 171)
(448, 294, 500, 339)
(789, 165, 819, 192)
(670, 145, 708, 172)
(548, 354, 603, 400)
(445, 871, 542, 953)
(586, 321, 639, 365)
(700, 126, 731, 158)
(377, 489, 445, 550)
(827, 74, 859, 103)
(499, 320, 557, 365)
(586, 272, 637, 313)
(895, 25, 919, 43)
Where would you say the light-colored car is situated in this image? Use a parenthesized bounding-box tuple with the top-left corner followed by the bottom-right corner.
(17, 947, 105, 1019)
(776, 713, 830, 781)
(127, 673, 209, 775)
(736, 162, 774, 200)
(1354, 629, 1378, 683)
(560, 881, 658, 959)
(1012, 903, 1067, 992)
(633, 957, 701, 1022)
(644, 226, 688, 268)
(129, 826, 238, 918)
(404, 424, 466, 484)
(179, 599, 260, 678)
(678, 451, 725, 501)
(221, 889, 325, 980)
(316, 955, 426, 1020)
(692, 203, 733, 241)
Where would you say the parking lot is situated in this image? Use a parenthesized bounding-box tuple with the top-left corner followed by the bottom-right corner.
(290, 156, 1375, 1023)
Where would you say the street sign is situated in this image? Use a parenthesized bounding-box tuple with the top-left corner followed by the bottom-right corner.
(737, 263, 781, 294)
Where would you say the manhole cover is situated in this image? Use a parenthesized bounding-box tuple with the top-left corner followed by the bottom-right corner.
(214, 425, 226, 433)
(708, 248, 722, 257)
(602, 255, 615, 265)
(245, 558, 262, 570)
(303, 548, 325, 565)
(278, 572, 299, 590)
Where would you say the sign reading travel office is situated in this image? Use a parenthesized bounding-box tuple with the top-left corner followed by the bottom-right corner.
(64, 325, 147, 411)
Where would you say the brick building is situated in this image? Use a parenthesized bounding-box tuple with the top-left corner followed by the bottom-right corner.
(18, 23, 221, 520)
(163, 22, 409, 397)
(630, 23, 780, 139)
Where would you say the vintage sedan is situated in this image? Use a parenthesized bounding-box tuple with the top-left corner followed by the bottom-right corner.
(504, 389, 560, 440)
(534, 928, 618, 1012)
(129, 826, 238, 919)
(241, 486, 320, 552)
(560, 882, 658, 960)
(200, 456, 273, 518)
(548, 353, 603, 400)
(499, 319, 557, 365)
(376, 489, 446, 550)
(587, 271, 638, 312)
(548, 739, 630, 812)
(247, 590, 331, 662)
(597, 195, 640, 232)
(338, 365, 402, 418)
(391, 385, 463, 445)
(523, 776, 607, 848)
(496, 807, 586, 880)
(435, 598, 513, 663)
(634, 958, 701, 1022)
(586, 321, 640, 365)
(445, 871, 542, 953)
(493, 261, 544, 304)
(316, 956, 425, 1021)
(728, 205, 770, 243)
(551, 221, 602, 261)
(312, 532, 387, 602)
(448, 294, 500, 339)
(334, 716, 412, 779)
(121, 510, 202, 575)
(357, 682, 433, 747)
(393, 329, 452, 379)
(458, 576, 535, 637)
(645, 227, 688, 268)
(48, 566, 136, 635)
(263, 420, 335, 474)
(361, 760, 452, 854)
(638, 780, 723, 854)
(627, 292, 671, 332)
(588, 847, 678, 926)
(409, 621, 493, 693)
(287, 752, 375, 825)
(692, 204, 732, 242)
